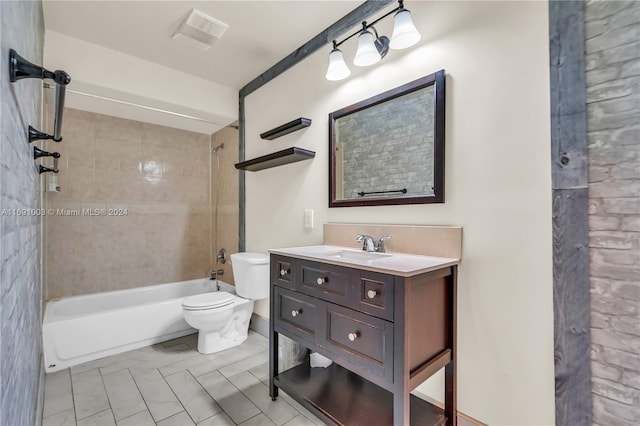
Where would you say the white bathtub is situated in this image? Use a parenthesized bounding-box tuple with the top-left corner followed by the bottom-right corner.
(43, 278, 232, 373)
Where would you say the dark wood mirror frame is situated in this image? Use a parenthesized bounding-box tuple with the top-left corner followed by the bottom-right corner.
(329, 70, 445, 208)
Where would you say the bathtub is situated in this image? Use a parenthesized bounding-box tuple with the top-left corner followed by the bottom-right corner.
(43, 278, 233, 373)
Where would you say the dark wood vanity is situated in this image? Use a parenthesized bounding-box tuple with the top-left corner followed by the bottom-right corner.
(268, 252, 458, 426)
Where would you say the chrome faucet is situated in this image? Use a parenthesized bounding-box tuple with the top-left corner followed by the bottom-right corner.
(356, 234, 391, 253)
(376, 236, 391, 253)
(356, 234, 376, 252)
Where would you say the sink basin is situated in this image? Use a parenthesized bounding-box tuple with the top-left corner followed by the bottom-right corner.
(290, 245, 341, 257)
(330, 250, 393, 261)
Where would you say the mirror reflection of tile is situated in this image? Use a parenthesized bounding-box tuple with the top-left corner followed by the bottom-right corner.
(336, 85, 434, 200)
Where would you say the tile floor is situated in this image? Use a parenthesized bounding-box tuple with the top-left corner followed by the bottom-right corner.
(42, 332, 326, 426)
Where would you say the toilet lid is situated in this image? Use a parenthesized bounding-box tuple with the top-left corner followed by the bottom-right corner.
(182, 292, 235, 310)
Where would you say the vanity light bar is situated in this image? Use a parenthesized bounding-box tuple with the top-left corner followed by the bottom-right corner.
(325, 0, 421, 81)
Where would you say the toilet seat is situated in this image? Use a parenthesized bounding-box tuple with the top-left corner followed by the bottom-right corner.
(182, 292, 236, 311)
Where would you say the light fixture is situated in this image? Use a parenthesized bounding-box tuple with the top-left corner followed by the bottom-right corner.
(354, 23, 390, 67)
(390, 3, 421, 49)
(325, 0, 421, 80)
(325, 41, 351, 81)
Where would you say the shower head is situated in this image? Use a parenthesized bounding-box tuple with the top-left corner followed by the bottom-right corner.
(211, 143, 224, 155)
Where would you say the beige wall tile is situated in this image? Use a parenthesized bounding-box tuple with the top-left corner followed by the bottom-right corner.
(44, 110, 238, 298)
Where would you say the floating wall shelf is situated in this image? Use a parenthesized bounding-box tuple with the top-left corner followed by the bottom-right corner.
(235, 147, 315, 172)
(260, 117, 312, 140)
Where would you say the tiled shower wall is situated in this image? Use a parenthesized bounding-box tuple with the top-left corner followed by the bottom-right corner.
(0, 1, 45, 424)
(44, 109, 239, 298)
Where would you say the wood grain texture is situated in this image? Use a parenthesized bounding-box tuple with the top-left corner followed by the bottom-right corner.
(552, 188, 591, 426)
(549, 1, 591, 425)
(549, 0, 588, 190)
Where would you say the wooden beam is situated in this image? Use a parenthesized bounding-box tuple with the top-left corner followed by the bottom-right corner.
(240, 0, 395, 97)
(549, 1, 591, 425)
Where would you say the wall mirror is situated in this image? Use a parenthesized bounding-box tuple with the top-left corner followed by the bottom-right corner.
(329, 70, 445, 207)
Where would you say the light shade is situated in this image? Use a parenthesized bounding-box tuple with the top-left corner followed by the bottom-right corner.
(354, 30, 381, 67)
(325, 48, 351, 81)
(390, 9, 421, 50)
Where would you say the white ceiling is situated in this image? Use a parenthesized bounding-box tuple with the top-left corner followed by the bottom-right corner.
(43, 0, 362, 90)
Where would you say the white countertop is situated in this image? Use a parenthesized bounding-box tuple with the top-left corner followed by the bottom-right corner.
(269, 245, 460, 277)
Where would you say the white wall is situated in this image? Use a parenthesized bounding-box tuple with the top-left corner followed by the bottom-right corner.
(44, 30, 238, 134)
(244, 1, 553, 424)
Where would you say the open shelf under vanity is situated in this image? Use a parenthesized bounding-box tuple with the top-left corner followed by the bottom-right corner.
(277, 361, 447, 426)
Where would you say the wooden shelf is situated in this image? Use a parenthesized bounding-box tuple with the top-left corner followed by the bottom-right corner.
(275, 362, 446, 426)
(260, 117, 311, 140)
(234, 147, 315, 172)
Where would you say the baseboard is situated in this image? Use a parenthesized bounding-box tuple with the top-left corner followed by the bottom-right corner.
(35, 355, 45, 426)
(411, 390, 486, 426)
(249, 313, 269, 338)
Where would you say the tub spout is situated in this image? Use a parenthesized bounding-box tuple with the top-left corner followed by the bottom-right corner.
(210, 269, 224, 280)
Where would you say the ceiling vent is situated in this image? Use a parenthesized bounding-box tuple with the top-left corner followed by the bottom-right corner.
(172, 9, 229, 51)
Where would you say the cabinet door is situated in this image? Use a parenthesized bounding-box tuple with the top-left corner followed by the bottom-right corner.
(324, 303, 394, 385)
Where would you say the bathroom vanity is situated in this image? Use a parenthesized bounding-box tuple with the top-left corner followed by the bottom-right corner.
(268, 243, 460, 426)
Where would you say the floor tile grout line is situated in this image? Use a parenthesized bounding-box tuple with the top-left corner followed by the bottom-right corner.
(227, 370, 293, 426)
(182, 349, 268, 379)
(68, 368, 80, 424)
(185, 368, 224, 421)
(97, 368, 115, 419)
(160, 368, 199, 425)
(42, 369, 76, 421)
(238, 412, 263, 426)
(128, 368, 167, 424)
(198, 367, 262, 424)
(103, 374, 148, 426)
(76, 408, 114, 425)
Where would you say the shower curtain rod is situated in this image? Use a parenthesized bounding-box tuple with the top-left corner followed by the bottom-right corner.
(43, 83, 230, 127)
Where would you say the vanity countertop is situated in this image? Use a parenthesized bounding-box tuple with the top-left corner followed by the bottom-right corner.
(269, 245, 460, 277)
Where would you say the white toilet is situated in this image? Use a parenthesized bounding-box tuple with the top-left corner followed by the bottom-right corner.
(182, 252, 269, 354)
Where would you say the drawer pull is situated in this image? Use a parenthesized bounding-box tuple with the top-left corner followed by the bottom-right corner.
(347, 332, 359, 341)
(316, 277, 328, 285)
(367, 289, 378, 299)
(280, 268, 290, 277)
(291, 309, 302, 317)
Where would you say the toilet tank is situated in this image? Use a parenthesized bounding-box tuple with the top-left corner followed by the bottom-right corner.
(230, 252, 270, 300)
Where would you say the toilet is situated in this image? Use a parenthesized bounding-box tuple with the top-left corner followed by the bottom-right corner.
(182, 252, 269, 354)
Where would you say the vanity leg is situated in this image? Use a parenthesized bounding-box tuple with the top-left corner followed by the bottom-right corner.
(444, 267, 458, 426)
(393, 391, 410, 426)
(269, 329, 279, 400)
(269, 279, 279, 400)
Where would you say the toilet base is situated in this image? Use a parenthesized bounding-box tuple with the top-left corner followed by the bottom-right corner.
(197, 329, 249, 354)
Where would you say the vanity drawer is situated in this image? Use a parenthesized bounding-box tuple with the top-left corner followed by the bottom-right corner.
(325, 303, 394, 383)
(271, 255, 295, 289)
(296, 260, 354, 306)
(356, 272, 394, 321)
(273, 287, 322, 343)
